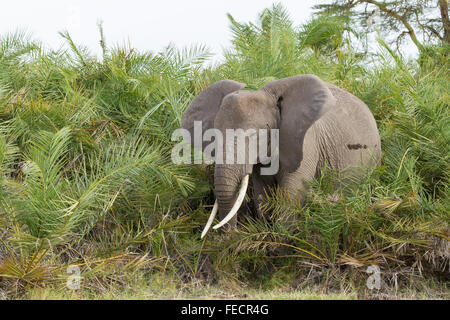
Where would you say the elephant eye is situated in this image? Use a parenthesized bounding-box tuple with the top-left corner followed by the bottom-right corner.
(277, 96, 283, 109)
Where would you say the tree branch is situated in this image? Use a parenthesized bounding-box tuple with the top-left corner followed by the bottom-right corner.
(438, 0, 450, 43)
(356, 0, 425, 51)
(414, 10, 444, 42)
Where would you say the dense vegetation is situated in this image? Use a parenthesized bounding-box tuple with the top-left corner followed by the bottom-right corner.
(0, 4, 448, 299)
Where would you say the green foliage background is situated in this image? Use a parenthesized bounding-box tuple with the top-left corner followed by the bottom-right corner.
(0, 4, 448, 298)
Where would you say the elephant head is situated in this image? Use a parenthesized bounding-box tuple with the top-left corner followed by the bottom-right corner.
(181, 75, 335, 237)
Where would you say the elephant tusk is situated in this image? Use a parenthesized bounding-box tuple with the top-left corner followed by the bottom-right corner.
(213, 175, 249, 230)
(201, 199, 218, 239)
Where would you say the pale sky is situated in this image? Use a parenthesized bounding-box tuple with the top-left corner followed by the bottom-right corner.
(0, 0, 322, 59)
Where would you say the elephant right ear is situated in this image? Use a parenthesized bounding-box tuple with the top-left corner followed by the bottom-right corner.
(181, 80, 246, 150)
(263, 74, 336, 172)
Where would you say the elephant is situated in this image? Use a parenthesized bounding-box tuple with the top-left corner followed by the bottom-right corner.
(181, 74, 381, 238)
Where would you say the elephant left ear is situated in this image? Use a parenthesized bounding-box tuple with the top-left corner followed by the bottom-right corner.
(263, 74, 336, 172)
(181, 80, 246, 151)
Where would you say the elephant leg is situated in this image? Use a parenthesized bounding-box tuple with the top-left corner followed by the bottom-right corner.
(252, 165, 277, 220)
(278, 170, 312, 204)
(277, 133, 320, 204)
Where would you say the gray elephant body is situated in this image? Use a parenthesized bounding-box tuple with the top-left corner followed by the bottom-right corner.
(182, 75, 381, 230)
(252, 82, 381, 217)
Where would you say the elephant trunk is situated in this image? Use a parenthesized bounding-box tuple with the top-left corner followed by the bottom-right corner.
(214, 164, 243, 222)
(213, 173, 249, 230)
(200, 164, 250, 238)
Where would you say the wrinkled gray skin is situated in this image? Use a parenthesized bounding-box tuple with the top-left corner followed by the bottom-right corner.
(182, 74, 381, 228)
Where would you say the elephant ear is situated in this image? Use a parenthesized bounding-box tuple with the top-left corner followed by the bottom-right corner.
(181, 80, 246, 150)
(263, 74, 336, 172)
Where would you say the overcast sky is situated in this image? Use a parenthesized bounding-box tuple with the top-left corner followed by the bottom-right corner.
(0, 0, 322, 59)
